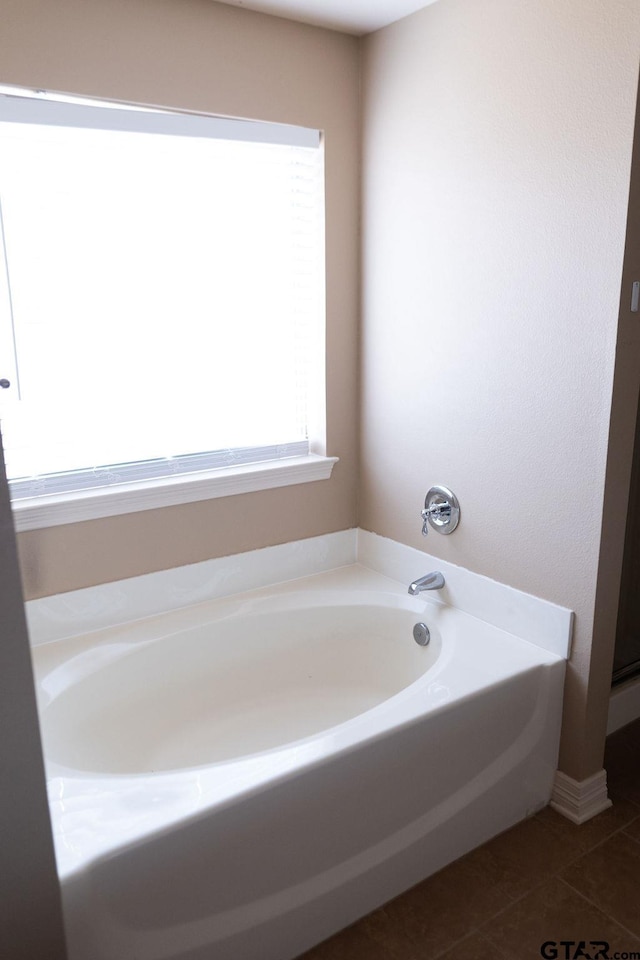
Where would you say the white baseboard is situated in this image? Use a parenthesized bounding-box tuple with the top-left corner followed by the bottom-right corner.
(550, 769, 612, 824)
(608, 677, 640, 734)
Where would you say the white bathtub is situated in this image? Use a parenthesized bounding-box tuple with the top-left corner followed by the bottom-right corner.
(31, 558, 566, 960)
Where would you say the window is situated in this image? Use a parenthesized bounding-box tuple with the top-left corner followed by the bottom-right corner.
(0, 88, 335, 529)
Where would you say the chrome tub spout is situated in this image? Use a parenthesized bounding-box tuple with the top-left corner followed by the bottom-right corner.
(408, 571, 445, 595)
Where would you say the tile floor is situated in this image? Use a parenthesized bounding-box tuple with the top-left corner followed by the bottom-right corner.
(298, 718, 640, 960)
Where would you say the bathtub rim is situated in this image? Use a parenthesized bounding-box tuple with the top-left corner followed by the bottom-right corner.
(26, 529, 574, 659)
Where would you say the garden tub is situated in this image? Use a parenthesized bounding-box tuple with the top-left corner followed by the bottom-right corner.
(30, 562, 566, 960)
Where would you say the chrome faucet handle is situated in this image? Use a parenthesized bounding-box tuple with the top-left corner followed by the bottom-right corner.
(421, 486, 460, 536)
(421, 501, 451, 535)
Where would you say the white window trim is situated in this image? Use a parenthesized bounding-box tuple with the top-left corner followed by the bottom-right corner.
(10, 454, 338, 531)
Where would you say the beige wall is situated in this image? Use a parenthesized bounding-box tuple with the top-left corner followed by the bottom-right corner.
(361, 0, 640, 781)
(0, 0, 360, 598)
(590, 83, 640, 760)
(0, 435, 67, 958)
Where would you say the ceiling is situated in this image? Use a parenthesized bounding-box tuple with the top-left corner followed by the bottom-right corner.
(215, 0, 440, 36)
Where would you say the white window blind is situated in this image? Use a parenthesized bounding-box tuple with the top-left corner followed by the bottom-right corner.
(0, 90, 324, 499)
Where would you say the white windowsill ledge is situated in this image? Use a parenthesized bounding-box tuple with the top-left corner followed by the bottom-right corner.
(11, 454, 338, 532)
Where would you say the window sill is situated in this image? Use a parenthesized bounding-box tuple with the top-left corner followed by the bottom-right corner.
(10, 454, 339, 532)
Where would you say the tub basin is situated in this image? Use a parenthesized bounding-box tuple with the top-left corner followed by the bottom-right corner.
(40, 597, 439, 773)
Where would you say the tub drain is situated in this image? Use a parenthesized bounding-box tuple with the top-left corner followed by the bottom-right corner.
(413, 622, 430, 646)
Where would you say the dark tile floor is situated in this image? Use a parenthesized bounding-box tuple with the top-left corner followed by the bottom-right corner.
(298, 718, 640, 960)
